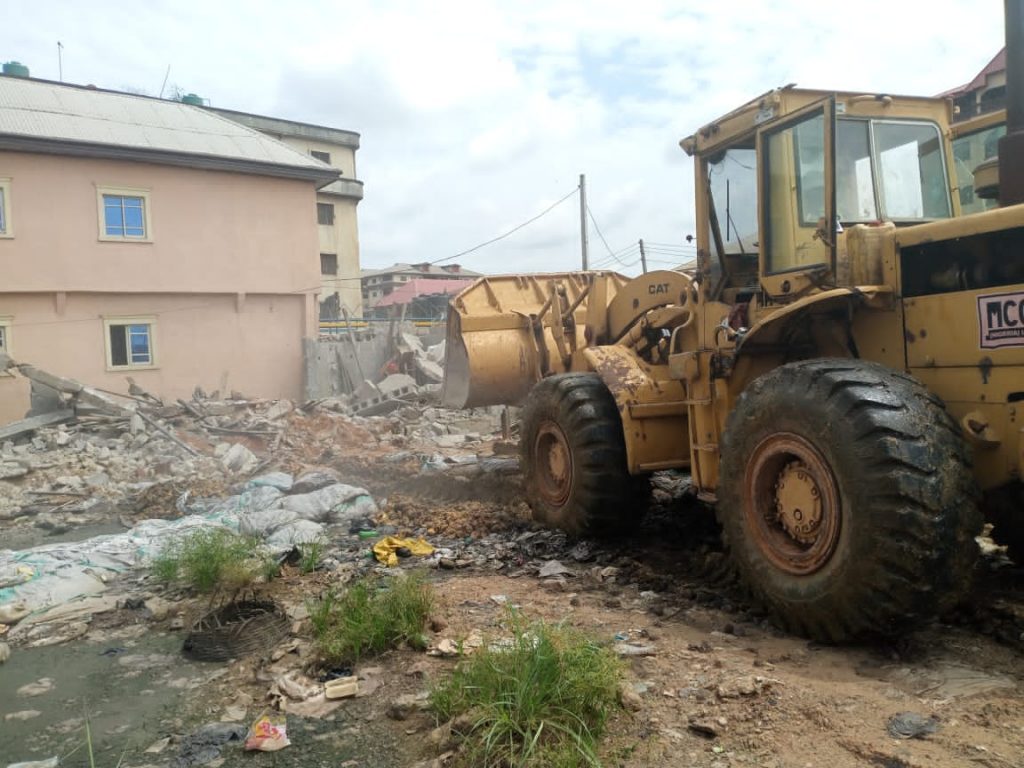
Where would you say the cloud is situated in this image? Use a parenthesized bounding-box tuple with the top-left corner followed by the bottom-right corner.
(3, 0, 1006, 277)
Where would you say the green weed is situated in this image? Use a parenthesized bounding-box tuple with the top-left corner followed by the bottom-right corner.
(430, 611, 621, 768)
(298, 537, 325, 574)
(151, 527, 270, 593)
(307, 573, 434, 664)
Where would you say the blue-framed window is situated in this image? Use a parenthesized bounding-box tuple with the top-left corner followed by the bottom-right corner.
(103, 194, 146, 238)
(108, 322, 153, 367)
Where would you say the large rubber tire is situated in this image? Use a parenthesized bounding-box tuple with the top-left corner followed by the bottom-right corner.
(520, 373, 649, 536)
(718, 359, 981, 641)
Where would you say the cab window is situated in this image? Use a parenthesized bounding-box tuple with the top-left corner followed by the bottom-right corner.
(953, 122, 1005, 214)
(835, 119, 950, 223)
(707, 147, 758, 256)
(763, 111, 829, 274)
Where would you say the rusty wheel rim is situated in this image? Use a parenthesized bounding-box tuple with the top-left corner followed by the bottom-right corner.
(534, 421, 572, 506)
(744, 433, 841, 575)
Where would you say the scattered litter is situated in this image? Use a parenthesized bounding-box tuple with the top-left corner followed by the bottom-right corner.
(6, 758, 59, 768)
(16, 678, 54, 697)
(325, 675, 359, 699)
(4, 710, 42, 721)
(613, 643, 657, 657)
(428, 638, 461, 657)
(887, 712, 940, 740)
(244, 712, 291, 752)
(283, 693, 342, 719)
(173, 722, 247, 767)
(538, 560, 573, 578)
(144, 737, 172, 754)
(373, 536, 435, 567)
(490, 594, 508, 605)
(0, 642, 9, 663)
(275, 673, 319, 702)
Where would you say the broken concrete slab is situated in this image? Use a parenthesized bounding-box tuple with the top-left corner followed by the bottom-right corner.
(378, 374, 418, 398)
(0, 411, 75, 441)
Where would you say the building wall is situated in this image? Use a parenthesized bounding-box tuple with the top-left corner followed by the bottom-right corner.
(0, 151, 320, 422)
(0, 152, 321, 296)
(274, 136, 363, 317)
(317, 193, 362, 315)
(0, 292, 307, 423)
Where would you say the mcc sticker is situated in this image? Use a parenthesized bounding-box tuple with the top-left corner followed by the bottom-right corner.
(977, 291, 1024, 349)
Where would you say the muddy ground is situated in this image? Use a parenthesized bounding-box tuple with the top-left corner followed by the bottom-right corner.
(2, 406, 1023, 768)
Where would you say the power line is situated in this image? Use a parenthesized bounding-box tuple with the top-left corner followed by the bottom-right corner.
(430, 187, 578, 265)
(586, 204, 615, 259)
(590, 242, 640, 269)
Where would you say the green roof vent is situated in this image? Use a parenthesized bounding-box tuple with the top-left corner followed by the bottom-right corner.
(2, 61, 30, 78)
(181, 93, 204, 106)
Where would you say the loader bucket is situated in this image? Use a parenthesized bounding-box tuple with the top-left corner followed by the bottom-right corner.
(442, 310, 537, 408)
(441, 272, 631, 409)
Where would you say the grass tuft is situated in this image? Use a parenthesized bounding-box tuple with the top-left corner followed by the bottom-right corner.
(430, 611, 621, 768)
(298, 537, 325, 574)
(308, 572, 434, 664)
(151, 527, 271, 593)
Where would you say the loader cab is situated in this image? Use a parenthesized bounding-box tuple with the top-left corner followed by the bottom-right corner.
(684, 87, 957, 306)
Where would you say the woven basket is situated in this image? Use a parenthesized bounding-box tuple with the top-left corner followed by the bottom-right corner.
(182, 599, 290, 662)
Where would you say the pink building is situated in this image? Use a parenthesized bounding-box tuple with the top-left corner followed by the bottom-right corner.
(0, 75, 339, 423)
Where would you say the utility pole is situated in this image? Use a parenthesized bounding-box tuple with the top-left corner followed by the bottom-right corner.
(57, 42, 63, 82)
(579, 173, 589, 270)
(639, 238, 648, 274)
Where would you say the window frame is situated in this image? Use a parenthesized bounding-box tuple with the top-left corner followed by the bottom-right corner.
(103, 316, 158, 371)
(310, 150, 331, 164)
(0, 178, 12, 238)
(0, 316, 11, 376)
(320, 253, 338, 275)
(0, 315, 10, 352)
(756, 96, 837, 297)
(96, 185, 153, 242)
(317, 202, 335, 226)
(869, 119, 952, 223)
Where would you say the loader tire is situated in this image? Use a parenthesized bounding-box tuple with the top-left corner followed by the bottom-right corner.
(718, 359, 981, 642)
(520, 373, 648, 536)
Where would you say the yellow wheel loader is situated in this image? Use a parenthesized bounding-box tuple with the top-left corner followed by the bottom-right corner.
(443, 3, 1024, 640)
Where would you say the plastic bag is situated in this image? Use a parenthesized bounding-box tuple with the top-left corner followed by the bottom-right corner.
(244, 712, 290, 752)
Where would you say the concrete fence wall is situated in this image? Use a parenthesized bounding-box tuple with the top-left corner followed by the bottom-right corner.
(306, 322, 446, 399)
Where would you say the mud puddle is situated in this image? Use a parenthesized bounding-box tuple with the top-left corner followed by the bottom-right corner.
(0, 631, 205, 766)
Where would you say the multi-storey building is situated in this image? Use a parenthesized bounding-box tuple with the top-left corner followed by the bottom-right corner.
(207, 108, 364, 318)
(0, 74, 338, 422)
(361, 262, 481, 310)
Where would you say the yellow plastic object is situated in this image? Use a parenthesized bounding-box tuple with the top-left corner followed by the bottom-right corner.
(372, 536, 435, 567)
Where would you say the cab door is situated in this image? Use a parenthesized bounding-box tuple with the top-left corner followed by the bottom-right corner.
(757, 98, 836, 299)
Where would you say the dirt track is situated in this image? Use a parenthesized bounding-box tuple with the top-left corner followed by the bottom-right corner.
(317, 449, 1024, 768)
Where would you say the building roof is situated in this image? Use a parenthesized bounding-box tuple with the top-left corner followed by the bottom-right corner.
(361, 262, 483, 280)
(373, 278, 472, 308)
(205, 106, 360, 149)
(938, 47, 1006, 97)
(0, 75, 340, 185)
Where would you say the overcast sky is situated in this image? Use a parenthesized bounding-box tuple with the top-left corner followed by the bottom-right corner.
(3, 1, 1006, 276)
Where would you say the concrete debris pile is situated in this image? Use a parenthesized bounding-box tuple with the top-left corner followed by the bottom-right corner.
(0, 356, 516, 641)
